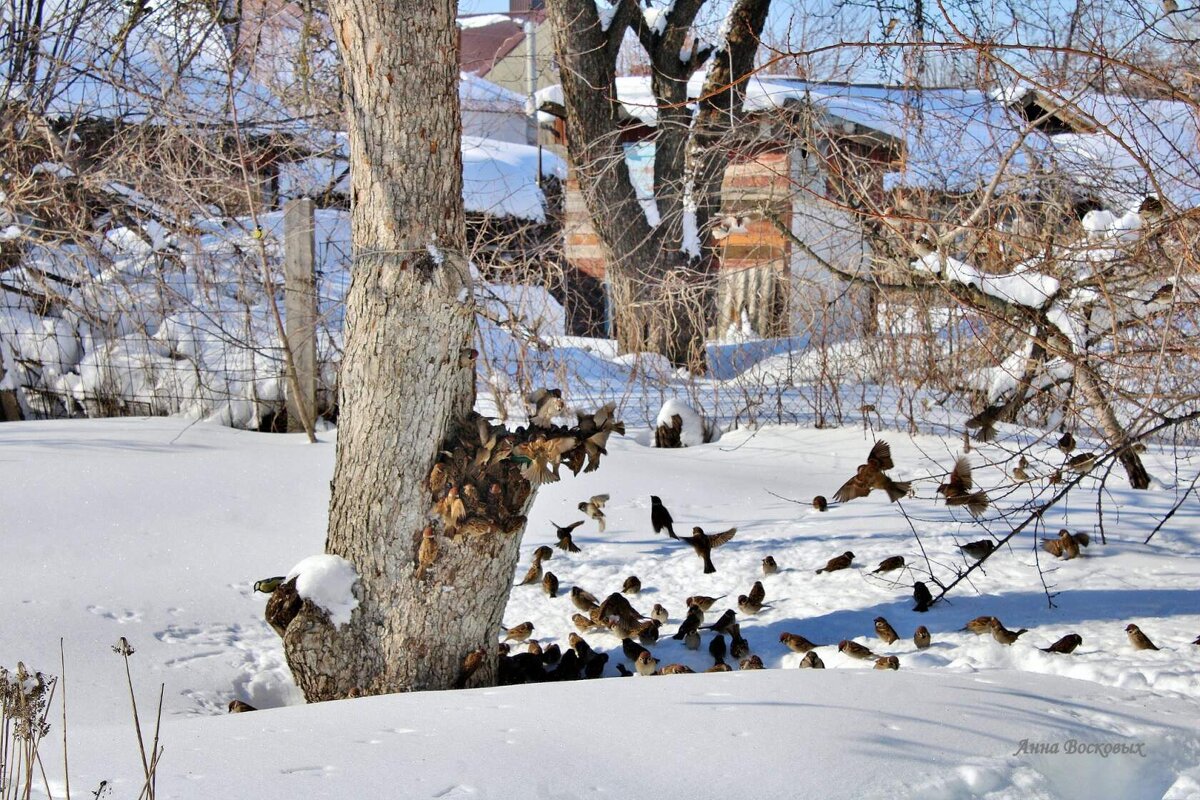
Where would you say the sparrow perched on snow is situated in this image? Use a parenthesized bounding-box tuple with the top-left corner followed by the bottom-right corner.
(228, 699, 257, 713)
(554, 520, 585, 552)
(633, 619, 661, 646)
(989, 618, 1027, 645)
(683, 629, 701, 650)
(1041, 633, 1082, 654)
(963, 616, 996, 636)
(1057, 431, 1076, 455)
(532, 545, 554, 563)
(673, 606, 705, 640)
(571, 586, 599, 613)
(517, 560, 543, 586)
(253, 576, 286, 594)
(936, 455, 989, 517)
(583, 651, 609, 679)
(799, 651, 825, 669)
(577, 494, 610, 532)
(685, 595, 725, 613)
(762, 555, 779, 575)
(1125, 623, 1159, 651)
(572, 615, 600, 636)
(622, 575, 642, 595)
(874, 616, 900, 645)
(541, 643, 562, 665)
(737, 580, 768, 616)
(634, 651, 659, 676)
(503, 621, 534, 642)
(650, 495, 677, 539)
(739, 655, 765, 670)
(707, 662, 732, 673)
(816, 551, 855, 574)
(872, 556, 905, 574)
(833, 440, 911, 503)
(704, 609, 739, 636)
(622, 637, 648, 662)
(681, 526, 737, 574)
(874, 655, 900, 670)
(709, 633, 727, 664)
(730, 635, 751, 661)
(569, 633, 593, 661)
(650, 603, 669, 625)
(959, 539, 996, 561)
(661, 663, 695, 675)
(526, 640, 543, 656)
(1042, 530, 1078, 560)
(780, 632, 822, 653)
(812, 495, 828, 512)
(913, 626, 931, 649)
(913, 581, 933, 612)
(542, 571, 559, 598)
(838, 640, 875, 660)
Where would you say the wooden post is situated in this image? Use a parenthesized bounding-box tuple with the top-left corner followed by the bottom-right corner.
(284, 198, 318, 435)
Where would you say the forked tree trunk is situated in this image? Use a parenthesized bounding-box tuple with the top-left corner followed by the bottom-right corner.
(280, 0, 521, 699)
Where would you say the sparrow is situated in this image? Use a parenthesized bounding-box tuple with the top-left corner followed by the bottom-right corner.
(650, 603, 669, 625)
(253, 577, 286, 594)
(816, 551, 855, 574)
(672, 606, 705, 640)
(454, 647, 488, 689)
(616, 664, 633, 677)
(738, 594, 769, 615)
(838, 640, 876, 660)
(963, 616, 996, 636)
(571, 586, 599, 612)
(1125, 623, 1158, 651)
(813, 495, 828, 512)
(634, 650, 658, 676)
(503, 621, 534, 642)
(874, 616, 899, 645)
(707, 662, 733, 673)
(959, 539, 996, 560)
(913, 581, 933, 612)
(872, 556, 905, 574)
(913, 626, 931, 649)
(739, 655, 765, 670)
(681, 526, 737, 574)
(527, 387, 565, 428)
(1067, 452, 1097, 473)
(568, 633, 593, 661)
(1057, 431, 1076, 455)
(685, 594, 726, 613)
(572, 613, 600, 633)
(1140, 194, 1165, 219)
(517, 560, 543, 586)
(1042, 529, 1079, 560)
(661, 663, 696, 675)
(583, 652, 609, 679)
(1048, 469, 1063, 485)
(622, 575, 642, 595)
(596, 592, 645, 630)
(554, 520, 585, 552)
(730, 635, 751, 661)
(577, 494, 610, 532)
(228, 699, 257, 713)
(549, 650, 581, 682)
(622, 637, 648, 662)
(747, 580, 766, 605)
(683, 629, 701, 650)
(541, 643, 562, 665)
(989, 618, 1027, 645)
(936, 455, 989, 517)
(532, 545, 554, 563)
(874, 656, 900, 670)
(650, 495, 677, 539)
(541, 571, 559, 598)
(780, 632, 822, 653)
(709, 633, 727, 664)
(762, 555, 779, 575)
(1040, 633, 1082, 654)
(703, 609, 739, 635)
(526, 640, 543, 656)
(833, 440, 911, 503)
(512, 434, 576, 486)
(633, 619, 661, 646)
(799, 651, 825, 668)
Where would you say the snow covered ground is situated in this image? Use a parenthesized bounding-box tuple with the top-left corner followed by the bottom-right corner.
(3, 417, 1200, 798)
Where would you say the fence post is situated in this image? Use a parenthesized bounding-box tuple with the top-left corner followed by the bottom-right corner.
(284, 197, 318, 435)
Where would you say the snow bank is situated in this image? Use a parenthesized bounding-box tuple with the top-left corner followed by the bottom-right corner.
(655, 397, 717, 446)
(287, 554, 359, 627)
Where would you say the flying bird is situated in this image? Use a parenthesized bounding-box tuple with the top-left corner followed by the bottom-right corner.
(833, 440, 911, 503)
(681, 526, 737, 574)
(577, 494, 609, 532)
(554, 520, 585, 552)
(936, 456, 989, 517)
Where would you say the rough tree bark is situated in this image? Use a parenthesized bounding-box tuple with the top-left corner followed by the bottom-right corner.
(279, 0, 510, 698)
(549, 0, 770, 370)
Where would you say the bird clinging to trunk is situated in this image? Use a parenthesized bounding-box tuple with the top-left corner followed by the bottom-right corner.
(833, 440, 911, 503)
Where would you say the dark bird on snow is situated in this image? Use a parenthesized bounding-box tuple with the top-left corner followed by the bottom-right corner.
(709, 633, 727, 664)
(913, 626, 931, 649)
(738, 594, 770, 616)
(762, 555, 779, 575)
(739, 655, 764, 670)
(1125, 623, 1159, 651)
(838, 640, 875, 660)
(874, 656, 900, 671)
(633, 619, 661, 646)
(532, 545, 554, 563)
(730, 635, 751, 661)
(622, 637, 648, 662)
(872, 555, 905, 574)
(541, 571, 559, 598)
(874, 616, 899, 645)
(703, 609, 739, 636)
(959, 539, 996, 561)
(622, 575, 642, 595)
(583, 651, 609, 679)
(799, 651, 825, 669)
(554, 520, 585, 552)
(780, 632, 822, 653)
(1041, 633, 1082, 654)
(616, 664, 633, 677)
(936, 455, 990, 517)
(1042, 529, 1078, 560)
(812, 495, 828, 512)
(913, 581, 933, 612)
(833, 440, 912, 503)
(577, 494, 610, 532)
(672, 606, 705, 641)
(228, 699, 257, 713)
(816, 551, 855, 574)
(650, 495, 677, 539)
(681, 526, 737, 574)
(990, 618, 1027, 645)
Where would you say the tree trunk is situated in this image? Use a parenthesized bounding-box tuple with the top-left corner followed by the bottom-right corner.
(280, 0, 515, 699)
(1073, 361, 1152, 489)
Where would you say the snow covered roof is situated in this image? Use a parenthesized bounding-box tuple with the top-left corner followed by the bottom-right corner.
(460, 72, 526, 114)
(2, 0, 293, 131)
